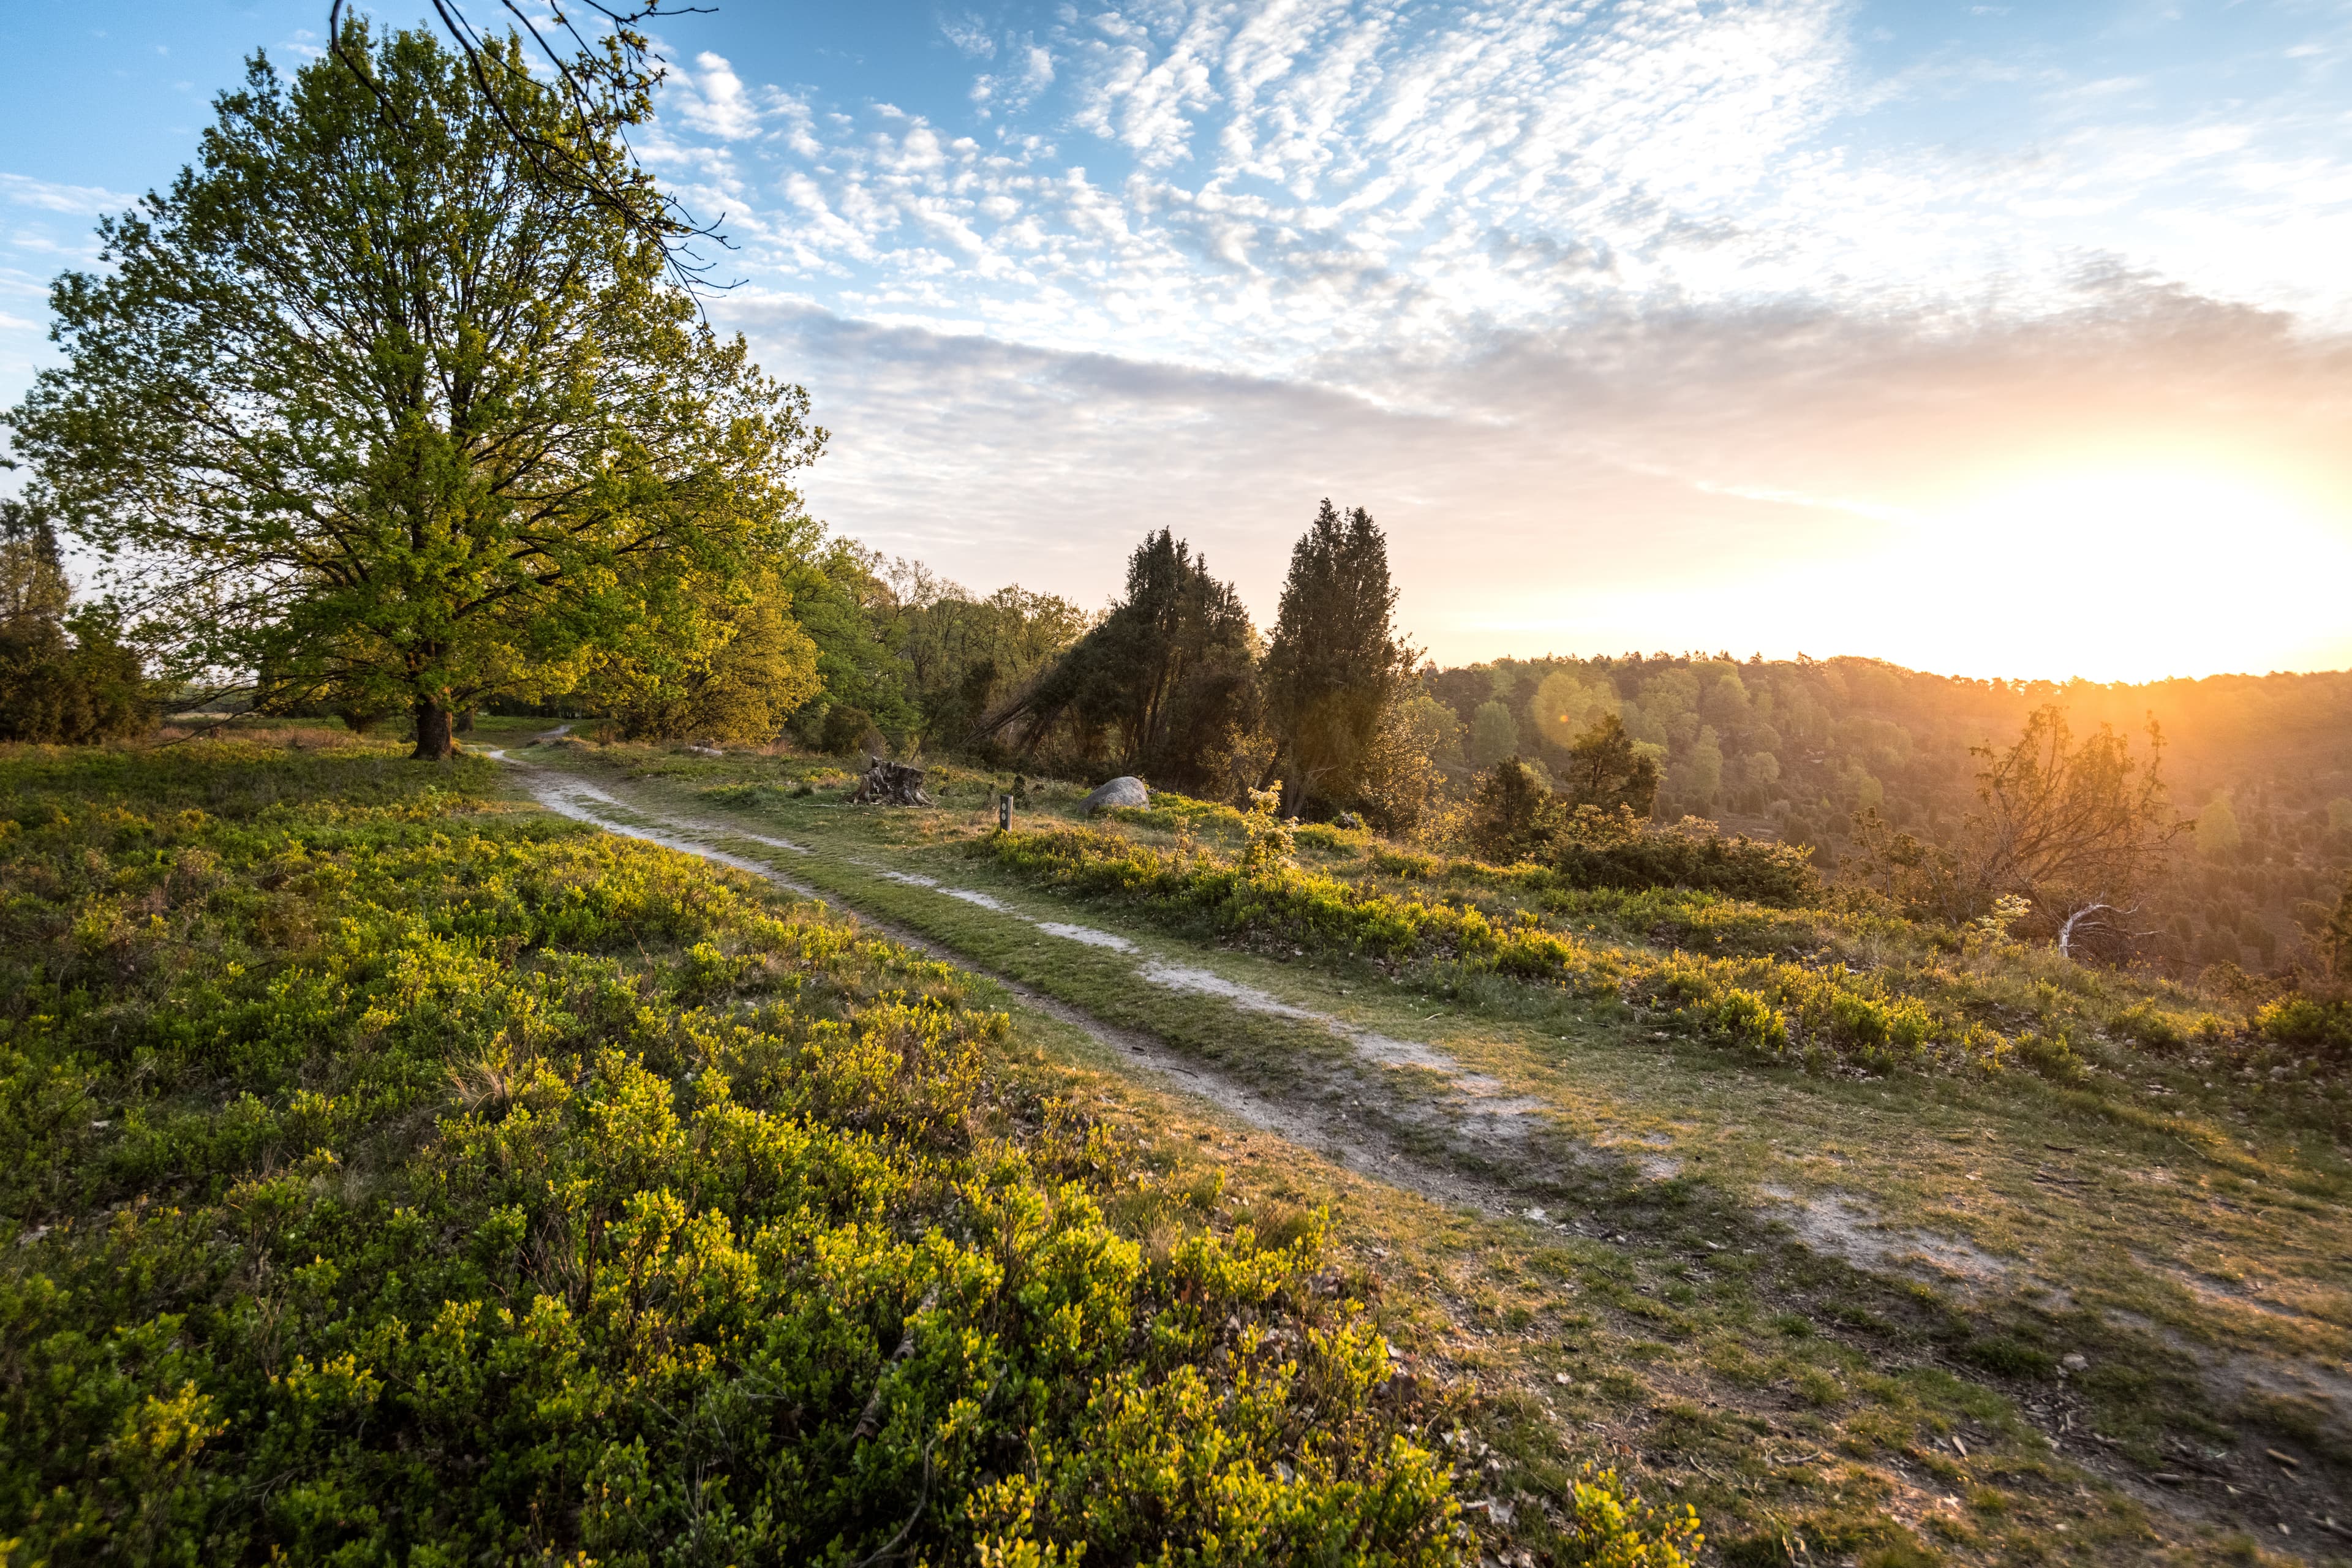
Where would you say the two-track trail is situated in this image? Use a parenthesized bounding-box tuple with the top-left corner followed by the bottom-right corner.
(492, 751, 1524, 1215)
(483, 744, 2352, 1564)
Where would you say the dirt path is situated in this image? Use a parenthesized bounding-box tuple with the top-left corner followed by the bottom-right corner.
(495, 754, 1521, 1214)
(487, 753, 2351, 1558)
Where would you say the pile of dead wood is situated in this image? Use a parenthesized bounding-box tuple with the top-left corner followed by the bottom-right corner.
(850, 756, 933, 806)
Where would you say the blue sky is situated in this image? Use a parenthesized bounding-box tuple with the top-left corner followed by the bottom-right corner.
(5, 0, 2350, 677)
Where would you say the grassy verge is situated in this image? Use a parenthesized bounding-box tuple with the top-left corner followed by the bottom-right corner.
(0, 741, 1498, 1566)
(529, 739, 2352, 1566)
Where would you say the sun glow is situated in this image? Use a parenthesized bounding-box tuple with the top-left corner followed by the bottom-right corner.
(1845, 467, 2352, 684)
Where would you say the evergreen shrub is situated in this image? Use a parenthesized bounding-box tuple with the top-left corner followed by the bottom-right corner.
(0, 744, 1464, 1565)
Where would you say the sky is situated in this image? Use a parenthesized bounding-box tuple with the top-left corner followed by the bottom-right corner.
(3, 0, 2350, 680)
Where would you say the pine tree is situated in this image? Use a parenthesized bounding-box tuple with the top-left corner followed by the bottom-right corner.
(1262, 500, 1413, 816)
(973, 529, 1257, 788)
(0, 496, 148, 744)
(1561, 713, 1660, 816)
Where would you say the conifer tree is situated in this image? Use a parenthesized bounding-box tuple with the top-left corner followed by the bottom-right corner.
(0, 495, 148, 744)
(1561, 713, 1662, 816)
(1262, 500, 1413, 816)
(972, 530, 1256, 788)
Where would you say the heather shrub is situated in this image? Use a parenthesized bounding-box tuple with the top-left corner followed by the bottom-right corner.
(1561, 1464, 1704, 1566)
(0, 743, 1464, 1566)
(2256, 996, 2352, 1061)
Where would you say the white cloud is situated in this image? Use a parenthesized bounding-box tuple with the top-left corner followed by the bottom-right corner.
(671, 51, 796, 142)
(0, 173, 136, 216)
(721, 277, 2352, 675)
(940, 13, 997, 59)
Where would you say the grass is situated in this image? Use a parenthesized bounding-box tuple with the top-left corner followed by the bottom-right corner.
(0, 739, 1495, 1566)
(521, 736, 2352, 1566)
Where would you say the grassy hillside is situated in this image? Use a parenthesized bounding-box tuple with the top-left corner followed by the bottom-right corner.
(490, 733, 2350, 1565)
(0, 739, 1477, 1565)
(12, 726, 2350, 1566)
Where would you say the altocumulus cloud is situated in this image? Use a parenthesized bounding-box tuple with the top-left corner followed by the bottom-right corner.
(4, 0, 2345, 674)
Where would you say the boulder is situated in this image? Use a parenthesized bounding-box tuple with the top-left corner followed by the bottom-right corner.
(1080, 775, 1150, 814)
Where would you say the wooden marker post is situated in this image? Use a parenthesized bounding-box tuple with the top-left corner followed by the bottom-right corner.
(998, 793, 1012, 831)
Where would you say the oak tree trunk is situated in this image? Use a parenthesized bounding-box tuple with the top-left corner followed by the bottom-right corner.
(412, 699, 456, 761)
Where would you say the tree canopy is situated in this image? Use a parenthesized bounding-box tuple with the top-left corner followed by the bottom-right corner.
(0, 497, 148, 744)
(1262, 500, 1414, 816)
(1559, 713, 1662, 817)
(974, 529, 1256, 790)
(8, 21, 821, 758)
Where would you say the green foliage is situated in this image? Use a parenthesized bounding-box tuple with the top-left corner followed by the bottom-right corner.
(1466, 759, 1567, 864)
(1263, 500, 1414, 817)
(11, 21, 822, 758)
(1468, 700, 1520, 769)
(2013, 1028, 2084, 1083)
(0, 744, 1463, 1564)
(1559, 1464, 1704, 1566)
(1528, 670, 1617, 752)
(1420, 654, 2351, 978)
(890, 559, 1090, 742)
(975, 821, 2007, 1072)
(1356, 692, 1458, 842)
(1560, 714, 1660, 817)
(2255, 997, 2352, 1061)
(979, 820, 1611, 983)
(1242, 785, 1298, 874)
(0, 501, 149, 744)
(2198, 793, 2242, 856)
(1469, 761, 1818, 905)
(781, 543, 1087, 752)
(981, 529, 1259, 793)
(821, 702, 881, 756)
(1544, 810, 1820, 907)
(2319, 878, 2352, 982)
(609, 569, 824, 743)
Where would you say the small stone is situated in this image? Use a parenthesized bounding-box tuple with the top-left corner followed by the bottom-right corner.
(2060, 1353, 2089, 1372)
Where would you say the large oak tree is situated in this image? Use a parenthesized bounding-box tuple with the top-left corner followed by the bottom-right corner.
(8, 20, 821, 757)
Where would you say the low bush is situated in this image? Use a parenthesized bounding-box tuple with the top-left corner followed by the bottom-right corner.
(976, 825, 2016, 1072)
(1465, 762, 1819, 907)
(1559, 1464, 1705, 1566)
(2255, 996, 2352, 1061)
(1538, 812, 1822, 908)
(0, 743, 1464, 1565)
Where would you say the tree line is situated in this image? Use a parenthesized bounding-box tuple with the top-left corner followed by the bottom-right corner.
(5, 14, 2350, 986)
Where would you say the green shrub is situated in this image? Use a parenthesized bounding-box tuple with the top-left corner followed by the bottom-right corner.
(0, 743, 1464, 1565)
(0, 611, 149, 744)
(1539, 811, 1822, 908)
(1705, 989, 1792, 1054)
(2255, 997, 2352, 1061)
(978, 823, 2013, 1073)
(2111, 1001, 2188, 1053)
(820, 702, 877, 755)
(2013, 1029, 2083, 1083)
(1464, 763, 1818, 905)
(1559, 1464, 1703, 1566)
(1960, 1335, 2054, 1380)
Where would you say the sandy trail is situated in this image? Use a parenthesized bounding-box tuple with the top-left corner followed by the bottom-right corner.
(493, 755, 1523, 1213)
(480, 756, 2352, 1548)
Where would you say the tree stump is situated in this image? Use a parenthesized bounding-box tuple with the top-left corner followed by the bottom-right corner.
(850, 756, 934, 806)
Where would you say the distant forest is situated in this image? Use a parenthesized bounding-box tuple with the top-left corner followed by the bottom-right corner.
(1416, 654, 2352, 978)
(1, 4, 2343, 990)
